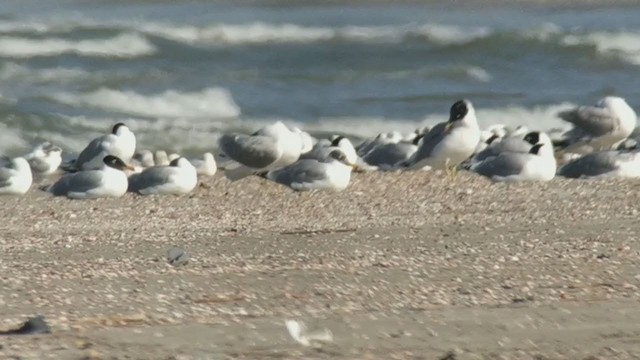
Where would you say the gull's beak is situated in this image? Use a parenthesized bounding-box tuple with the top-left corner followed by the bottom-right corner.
(350, 163, 361, 172)
(123, 163, 136, 171)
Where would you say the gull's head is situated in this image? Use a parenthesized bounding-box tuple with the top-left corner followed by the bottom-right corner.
(45, 144, 63, 156)
(292, 127, 314, 153)
(524, 131, 552, 148)
(203, 152, 215, 162)
(330, 136, 357, 163)
(103, 155, 134, 171)
(528, 143, 545, 155)
(112, 122, 131, 136)
(154, 150, 169, 166)
(169, 157, 193, 168)
(447, 99, 477, 130)
(134, 150, 155, 167)
(597, 96, 627, 109)
(12, 157, 30, 169)
(328, 149, 357, 169)
(484, 133, 500, 145)
(523, 131, 541, 145)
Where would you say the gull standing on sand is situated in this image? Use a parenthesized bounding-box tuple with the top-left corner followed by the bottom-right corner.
(46, 155, 133, 199)
(264, 148, 357, 191)
(403, 99, 481, 171)
(0, 157, 33, 195)
(23, 142, 62, 177)
(557, 96, 637, 153)
(128, 157, 198, 195)
(558, 150, 640, 179)
(191, 152, 217, 176)
(218, 121, 302, 181)
(470, 133, 556, 182)
(68, 123, 136, 171)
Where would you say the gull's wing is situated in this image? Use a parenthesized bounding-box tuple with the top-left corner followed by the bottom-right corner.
(218, 134, 281, 169)
(407, 122, 448, 164)
(558, 106, 616, 137)
(48, 171, 103, 196)
(558, 151, 620, 178)
(74, 135, 110, 168)
(472, 152, 530, 178)
(267, 160, 329, 188)
(128, 166, 177, 193)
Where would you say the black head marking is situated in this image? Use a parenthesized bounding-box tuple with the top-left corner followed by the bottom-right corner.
(330, 136, 345, 147)
(329, 149, 346, 162)
(169, 157, 182, 166)
(529, 143, 544, 155)
(112, 123, 127, 134)
(412, 133, 425, 145)
(485, 134, 500, 145)
(448, 100, 469, 123)
(523, 131, 540, 145)
(103, 155, 125, 169)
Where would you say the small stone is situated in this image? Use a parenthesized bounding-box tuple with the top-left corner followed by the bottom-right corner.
(167, 247, 189, 267)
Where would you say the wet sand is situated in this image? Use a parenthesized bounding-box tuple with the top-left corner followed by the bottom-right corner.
(2, 171, 640, 359)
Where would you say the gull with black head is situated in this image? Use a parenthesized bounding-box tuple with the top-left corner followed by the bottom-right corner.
(66, 123, 136, 171)
(46, 155, 133, 199)
(403, 99, 481, 174)
(264, 148, 357, 191)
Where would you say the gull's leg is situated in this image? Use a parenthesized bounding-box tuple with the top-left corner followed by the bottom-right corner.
(444, 158, 460, 183)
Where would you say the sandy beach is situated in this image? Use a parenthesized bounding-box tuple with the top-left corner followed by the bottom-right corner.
(1, 172, 640, 359)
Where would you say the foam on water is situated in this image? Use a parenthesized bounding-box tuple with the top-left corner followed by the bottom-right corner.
(0, 33, 155, 58)
(0, 62, 90, 83)
(0, 123, 28, 154)
(1, 18, 640, 66)
(0, 102, 590, 156)
(562, 31, 640, 65)
(50, 87, 241, 119)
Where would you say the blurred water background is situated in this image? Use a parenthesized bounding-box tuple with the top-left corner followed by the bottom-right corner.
(2, 0, 640, 155)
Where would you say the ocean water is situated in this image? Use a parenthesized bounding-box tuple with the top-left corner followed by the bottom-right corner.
(2, 0, 640, 155)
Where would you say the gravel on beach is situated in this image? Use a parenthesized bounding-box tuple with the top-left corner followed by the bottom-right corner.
(1, 171, 640, 359)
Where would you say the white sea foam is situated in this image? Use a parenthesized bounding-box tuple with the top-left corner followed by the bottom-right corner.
(0, 19, 489, 45)
(51, 87, 241, 119)
(0, 123, 28, 154)
(138, 22, 490, 46)
(1, 102, 578, 157)
(0, 62, 90, 83)
(562, 31, 640, 65)
(0, 33, 155, 58)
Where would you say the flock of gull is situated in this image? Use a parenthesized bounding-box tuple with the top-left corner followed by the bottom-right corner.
(1, 96, 639, 199)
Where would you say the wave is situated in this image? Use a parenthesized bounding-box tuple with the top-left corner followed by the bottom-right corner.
(0, 62, 90, 83)
(1, 18, 640, 65)
(136, 22, 490, 46)
(0, 33, 155, 58)
(49, 87, 241, 119)
(0, 102, 577, 156)
(0, 123, 28, 154)
(562, 31, 640, 65)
